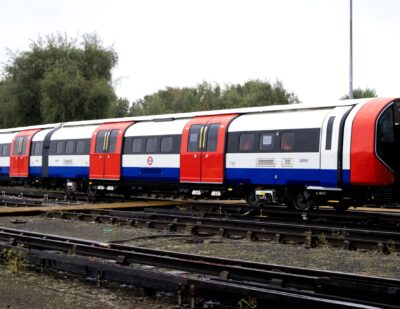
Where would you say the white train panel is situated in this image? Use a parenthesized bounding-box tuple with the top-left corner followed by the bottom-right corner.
(226, 153, 320, 169)
(49, 155, 89, 167)
(32, 129, 53, 141)
(122, 154, 180, 168)
(228, 109, 331, 132)
(342, 101, 368, 173)
(125, 119, 188, 137)
(51, 125, 98, 140)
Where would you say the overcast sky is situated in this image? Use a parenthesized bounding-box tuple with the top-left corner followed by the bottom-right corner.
(1, 0, 399, 104)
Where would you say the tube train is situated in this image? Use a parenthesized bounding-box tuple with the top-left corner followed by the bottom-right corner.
(0, 97, 399, 210)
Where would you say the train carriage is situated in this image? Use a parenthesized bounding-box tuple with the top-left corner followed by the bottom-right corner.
(122, 119, 187, 184)
(0, 132, 16, 180)
(0, 97, 398, 211)
(48, 125, 95, 180)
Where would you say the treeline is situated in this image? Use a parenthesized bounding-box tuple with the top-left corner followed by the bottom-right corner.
(0, 33, 300, 129)
(129, 80, 299, 116)
(0, 34, 118, 128)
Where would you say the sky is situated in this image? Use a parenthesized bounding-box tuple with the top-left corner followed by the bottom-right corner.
(0, 0, 399, 104)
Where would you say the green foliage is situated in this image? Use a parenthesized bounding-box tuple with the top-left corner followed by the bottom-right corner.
(0, 33, 118, 127)
(107, 97, 130, 118)
(129, 80, 299, 116)
(1, 248, 27, 272)
(340, 87, 377, 100)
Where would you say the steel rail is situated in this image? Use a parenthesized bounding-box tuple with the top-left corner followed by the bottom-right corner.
(141, 206, 400, 229)
(47, 210, 400, 252)
(0, 226, 399, 308)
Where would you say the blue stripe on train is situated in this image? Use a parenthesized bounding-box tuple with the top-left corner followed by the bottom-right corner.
(29, 166, 42, 177)
(122, 167, 180, 182)
(0, 166, 9, 177)
(2, 165, 352, 187)
(225, 168, 351, 187)
(47, 166, 89, 178)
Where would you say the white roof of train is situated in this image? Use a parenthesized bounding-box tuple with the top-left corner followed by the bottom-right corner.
(0, 98, 382, 134)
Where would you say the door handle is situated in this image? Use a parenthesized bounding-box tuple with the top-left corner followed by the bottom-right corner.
(202, 126, 208, 149)
(198, 127, 204, 149)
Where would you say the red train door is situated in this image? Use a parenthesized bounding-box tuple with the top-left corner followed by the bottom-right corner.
(180, 114, 237, 183)
(89, 122, 133, 180)
(10, 129, 41, 177)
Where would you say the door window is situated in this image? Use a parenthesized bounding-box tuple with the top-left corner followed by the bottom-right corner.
(13, 136, 28, 155)
(108, 130, 119, 153)
(95, 130, 107, 153)
(206, 124, 219, 152)
(188, 124, 202, 152)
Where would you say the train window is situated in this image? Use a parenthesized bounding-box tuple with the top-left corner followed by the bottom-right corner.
(161, 136, 173, 153)
(65, 140, 75, 154)
(281, 132, 294, 151)
(146, 137, 158, 153)
(378, 107, 395, 143)
(56, 141, 65, 154)
(2, 144, 9, 156)
(377, 106, 396, 170)
(108, 130, 119, 153)
(259, 133, 274, 151)
(239, 133, 255, 151)
(21, 137, 27, 155)
(33, 142, 43, 156)
(0, 145, 3, 157)
(188, 125, 202, 152)
(95, 130, 107, 153)
(325, 116, 335, 150)
(76, 140, 86, 154)
(13, 137, 21, 155)
(131, 138, 143, 153)
(206, 124, 219, 152)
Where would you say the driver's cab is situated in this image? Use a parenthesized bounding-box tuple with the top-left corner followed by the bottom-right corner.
(376, 100, 400, 182)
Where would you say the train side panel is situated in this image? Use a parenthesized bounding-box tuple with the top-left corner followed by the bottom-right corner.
(48, 125, 97, 179)
(122, 119, 188, 183)
(225, 109, 329, 187)
(0, 133, 17, 179)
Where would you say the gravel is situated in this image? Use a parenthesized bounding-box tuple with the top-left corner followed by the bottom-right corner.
(0, 214, 398, 308)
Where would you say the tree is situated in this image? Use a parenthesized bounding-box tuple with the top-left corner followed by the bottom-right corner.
(340, 87, 377, 100)
(129, 79, 298, 116)
(0, 33, 118, 127)
(107, 98, 129, 118)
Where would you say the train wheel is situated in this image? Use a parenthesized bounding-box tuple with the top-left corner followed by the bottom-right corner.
(245, 192, 262, 208)
(87, 186, 97, 198)
(334, 200, 351, 212)
(291, 190, 315, 211)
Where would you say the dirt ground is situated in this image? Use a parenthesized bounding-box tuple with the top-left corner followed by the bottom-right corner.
(0, 266, 176, 309)
(0, 214, 399, 308)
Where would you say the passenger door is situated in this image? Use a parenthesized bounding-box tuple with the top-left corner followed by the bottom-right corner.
(320, 106, 353, 187)
(89, 122, 133, 180)
(10, 129, 41, 177)
(180, 114, 237, 183)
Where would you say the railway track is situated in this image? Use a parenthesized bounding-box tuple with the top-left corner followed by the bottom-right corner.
(46, 208, 400, 252)
(0, 226, 398, 308)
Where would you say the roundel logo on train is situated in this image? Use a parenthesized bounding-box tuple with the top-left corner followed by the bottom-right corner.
(147, 156, 154, 166)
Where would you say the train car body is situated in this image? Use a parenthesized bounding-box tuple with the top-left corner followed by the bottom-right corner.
(0, 97, 399, 210)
